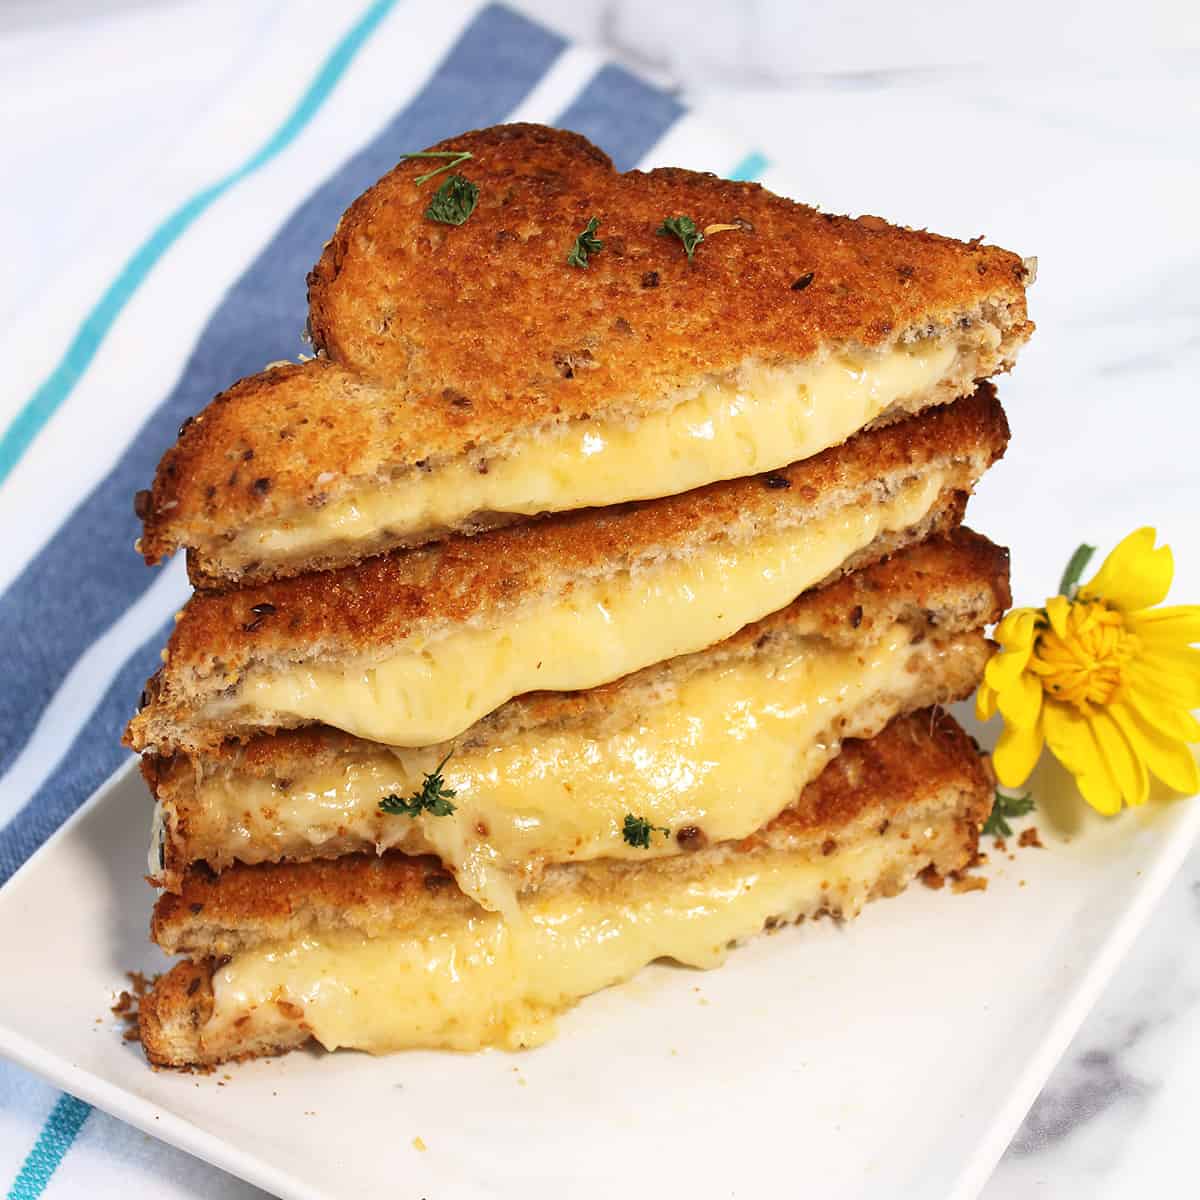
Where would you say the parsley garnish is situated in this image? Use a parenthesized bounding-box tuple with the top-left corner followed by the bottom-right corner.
(400, 149, 474, 185)
(982, 790, 1035, 838)
(622, 814, 671, 849)
(424, 174, 478, 226)
(380, 753, 458, 817)
(567, 217, 603, 268)
(656, 215, 704, 261)
(1058, 543, 1097, 599)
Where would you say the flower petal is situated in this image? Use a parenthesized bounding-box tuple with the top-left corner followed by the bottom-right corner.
(976, 682, 998, 722)
(1044, 594, 1072, 639)
(1128, 605, 1200, 647)
(1043, 701, 1122, 815)
(1123, 683, 1200, 742)
(1111, 700, 1200, 796)
(995, 608, 1041, 651)
(1127, 656, 1200, 709)
(1091, 708, 1149, 807)
(993, 719, 1044, 788)
(985, 644, 1033, 693)
(997, 669, 1043, 731)
(1081, 527, 1173, 612)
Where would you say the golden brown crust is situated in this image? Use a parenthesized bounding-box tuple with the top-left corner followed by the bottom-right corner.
(138, 123, 1032, 575)
(125, 389, 1008, 754)
(151, 708, 991, 957)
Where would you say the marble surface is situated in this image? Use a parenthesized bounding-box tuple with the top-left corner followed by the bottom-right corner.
(4, 2, 1199, 1196)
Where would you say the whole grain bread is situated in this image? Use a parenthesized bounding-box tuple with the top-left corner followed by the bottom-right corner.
(135, 123, 1033, 584)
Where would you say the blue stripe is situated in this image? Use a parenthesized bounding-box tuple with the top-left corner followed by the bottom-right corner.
(556, 64, 685, 170)
(729, 151, 769, 181)
(0, 5, 566, 853)
(6, 1094, 91, 1200)
(0, 624, 168, 887)
(0, 0, 397, 489)
(0, 16, 693, 884)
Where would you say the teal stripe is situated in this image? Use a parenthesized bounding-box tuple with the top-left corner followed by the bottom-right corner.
(0, 0, 396, 488)
(729, 150, 769, 181)
(6, 1095, 91, 1200)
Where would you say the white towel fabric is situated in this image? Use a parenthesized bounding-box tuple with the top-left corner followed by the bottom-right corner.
(0, 2, 763, 1195)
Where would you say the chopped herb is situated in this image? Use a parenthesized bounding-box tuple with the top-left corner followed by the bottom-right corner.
(1058, 543, 1097, 599)
(566, 216, 604, 268)
(982, 790, 1035, 838)
(424, 174, 478, 226)
(400, 149, 474, 185)
(623, 813, 671, 849)
(656, 215, 704, 261)
(380, 753, 458, 818)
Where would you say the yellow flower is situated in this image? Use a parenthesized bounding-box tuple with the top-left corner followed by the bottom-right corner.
(977, 528, 1200, 814)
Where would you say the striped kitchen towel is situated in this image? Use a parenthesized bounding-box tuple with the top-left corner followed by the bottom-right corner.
(0, 1, 769, 1194)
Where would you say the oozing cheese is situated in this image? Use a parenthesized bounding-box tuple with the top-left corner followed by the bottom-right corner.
(178, 629, 966, 915)
(206, 823, 946, 1056)
(227, 340, 958, 565)
(216, 470, 947, 748)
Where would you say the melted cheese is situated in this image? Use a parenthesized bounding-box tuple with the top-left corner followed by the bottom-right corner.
(214, 470, 947, 747)
(181, 629, 959, 915)
(228, 341, 957, 565)
(205, 828, 935, 1056)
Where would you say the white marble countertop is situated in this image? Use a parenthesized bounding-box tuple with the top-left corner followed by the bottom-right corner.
(3, 2, 1198, 1196)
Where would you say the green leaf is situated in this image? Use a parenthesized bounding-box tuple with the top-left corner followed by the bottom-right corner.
(981, 790, 1035, 838)
(380, 753, 458, 818)
(400, 149, 474, 185)
(622, 813, 671, 849)
(1058, 543, 1097, 598)
(656, 215, 704, 261)
(424, 174, 479, 226)
(566, 216, 604, 268)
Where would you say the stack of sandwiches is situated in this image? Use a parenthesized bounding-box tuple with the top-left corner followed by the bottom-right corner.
(125, 124, 1032, 1067)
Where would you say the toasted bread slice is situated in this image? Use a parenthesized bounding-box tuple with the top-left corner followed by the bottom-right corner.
(139, 709, 991, 1067)
(144, 529, 1008, 909)
(126, 389, 1007, 756)
(135, 124, 1033, 586)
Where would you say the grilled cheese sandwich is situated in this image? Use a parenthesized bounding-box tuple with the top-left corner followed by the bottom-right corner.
(145, 529, 1008, 915)
(139, 709, 993, 1066)
(134, 123, 1032, 586)
(212, 340, 961, 575)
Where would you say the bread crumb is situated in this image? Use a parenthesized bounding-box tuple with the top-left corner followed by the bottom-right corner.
(919, 866, 945, 890)
(1018, 827, 1044, 849)
(951, 876, 988, 895)
(413, 1136, 427, 1152)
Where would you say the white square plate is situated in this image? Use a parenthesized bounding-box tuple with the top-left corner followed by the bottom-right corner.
(1, 703, 1197, 1200)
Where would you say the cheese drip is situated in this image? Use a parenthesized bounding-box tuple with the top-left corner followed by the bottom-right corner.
(213, 470, 948, 748)
(205, 821, 948, 1057)
(228, 340, 958, 565)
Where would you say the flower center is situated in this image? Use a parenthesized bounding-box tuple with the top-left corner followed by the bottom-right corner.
(1030, 600, 1139, 713)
